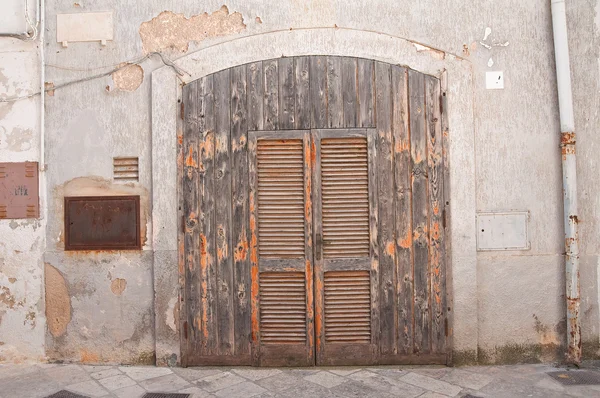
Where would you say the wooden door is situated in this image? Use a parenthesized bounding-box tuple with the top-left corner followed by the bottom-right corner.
(180, 56, 448, 367)
(312, 129, 379, 365)
(248, 130, 314, 366)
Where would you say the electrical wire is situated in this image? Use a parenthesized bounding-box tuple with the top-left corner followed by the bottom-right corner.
(0, 52, 188, 103)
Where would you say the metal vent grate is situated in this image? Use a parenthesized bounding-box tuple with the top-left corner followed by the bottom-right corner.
(260, 272, 307, 344)
(547, 370, 600, 385)
(113, 157, 139, 181)
(324, 271, 371, 343)
(321, 137, 370, 258)
(256, 139, 305, 258)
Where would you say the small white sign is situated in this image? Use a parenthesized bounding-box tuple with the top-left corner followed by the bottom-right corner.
(476, 211, 530, 251)
(486, 71, 504, 89)
(57, 12, 114, 47)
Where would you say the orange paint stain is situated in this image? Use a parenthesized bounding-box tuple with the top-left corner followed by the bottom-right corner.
(311, 141, 316, 167)
(185, 146, 197, 168)
(386, 241, 395, 256)
(398, 233, 412, 249)
(250, 265, 259, 341)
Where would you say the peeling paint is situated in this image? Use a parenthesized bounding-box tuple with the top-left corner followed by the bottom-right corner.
(139, 6, 246, 54)
(110, 278, 127, 296)
(412, 42, 445, 60)
(111, 63, 144, 92)
(45, 82, 55, 96)
(45, 263, 71, 338)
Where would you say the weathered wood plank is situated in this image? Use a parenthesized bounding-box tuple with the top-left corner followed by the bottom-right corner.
(374, 62, 396, 356)
(408, 69, 430, 355)
(247, 132, 260, 365)
(177, 83, 187, 366)
(441, 71, 451, 364)
(231, 65, 251, 357)
(213, 69, 234, 356)
(310, 56, 327, 129)
(392, 66, 413, 355)
(247, 62, 263, 131)
(295, 57, 311, 129)
(263, 59, 279, 130)
(358, 58, 375, 127)
(426, 75, 445, 354)
(303, 132, 315, 365)
(326, 56, 343, 128)
(198, 75, 218, 356)
(311, 130, 325, 364)
(367, 129, 381, 352)
(342, 58, 358, 128)
(182, 80, 201, 361)
(278, 57, 295, 129)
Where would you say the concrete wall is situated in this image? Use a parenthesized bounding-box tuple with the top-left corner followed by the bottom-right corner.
(1, 0, 599, 365)
(0, 0, 45, 362)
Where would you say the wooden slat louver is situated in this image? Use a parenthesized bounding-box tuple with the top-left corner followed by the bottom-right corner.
(324, 271, 371, 343)
(257, 139, 305, 258)
(321, 137, 370, 258)
(260, 272, 307, 344)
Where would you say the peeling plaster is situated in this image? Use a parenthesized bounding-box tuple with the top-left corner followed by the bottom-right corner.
(0, 127, 33, 152)
(138, 6, 246, 54)
(45, 263, 71, 338)
(110, 278, 127, 296)
(111, 63, 144, 92)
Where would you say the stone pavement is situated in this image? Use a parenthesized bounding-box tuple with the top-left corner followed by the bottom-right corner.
(1, 362, 600, 398)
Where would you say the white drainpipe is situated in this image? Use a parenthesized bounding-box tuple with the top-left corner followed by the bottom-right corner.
(550, 0, 581, 364)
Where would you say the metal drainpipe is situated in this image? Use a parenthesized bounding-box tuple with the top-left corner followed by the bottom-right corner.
(550, 0, 581, 364)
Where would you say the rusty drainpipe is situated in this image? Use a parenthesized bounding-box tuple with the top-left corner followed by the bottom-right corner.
(550, 0, 581, 364)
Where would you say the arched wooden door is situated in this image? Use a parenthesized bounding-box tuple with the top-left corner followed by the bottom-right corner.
(179, 56, 448, 366)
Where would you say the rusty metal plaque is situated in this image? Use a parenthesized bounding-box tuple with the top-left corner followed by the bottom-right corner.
(64, 196, 141, 251)
(0, 162, 39, 219)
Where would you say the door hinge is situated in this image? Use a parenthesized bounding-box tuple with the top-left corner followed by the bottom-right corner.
(183, 321, 188, 339)
(180, 101, 185, 120)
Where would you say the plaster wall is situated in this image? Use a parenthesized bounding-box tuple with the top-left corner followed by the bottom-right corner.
(0, 33, 45, 362)
(0, 0, 596, 364)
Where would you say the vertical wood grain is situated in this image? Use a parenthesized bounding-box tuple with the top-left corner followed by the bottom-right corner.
(408, 69, 430, 355)
(295, 57, 311, 129)
(392, 66, 414, 355)
(358, 59, 375, 128)
(426, 75, 445, 354)
(263, 60, 279, 130)
(310, 56, 327, 129)
(375, 62, 396, 356)
(341, 58, 358, 128)
(279, 57, 295, 129)
(231, 65, 251, 356)
(247, 62, 264, 131)
(326, 56, 343, 128)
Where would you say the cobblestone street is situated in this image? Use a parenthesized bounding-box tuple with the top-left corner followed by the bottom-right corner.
(1, 363, 600, 398)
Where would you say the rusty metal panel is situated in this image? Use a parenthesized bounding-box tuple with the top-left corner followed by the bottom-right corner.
(0, 162, 39, 219)
(64, 195, 141, 251)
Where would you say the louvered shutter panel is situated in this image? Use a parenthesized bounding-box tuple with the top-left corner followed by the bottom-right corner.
(249, 131, 314, 366)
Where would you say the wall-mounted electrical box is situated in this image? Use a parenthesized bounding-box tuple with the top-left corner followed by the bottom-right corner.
(56, 11, 114, 47)
(0, 162, 39, 219)
(476, 211, 530, 251)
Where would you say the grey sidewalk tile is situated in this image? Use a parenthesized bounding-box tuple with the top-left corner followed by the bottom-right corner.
(214, 381, 267, 398)
(256, 373, 303, 392)
(139, 373, 190, 392)
(400, 372, 462, 397)
(369, 368, 410, 379)
(82, 365, 116, 373)
(44, 364, 91, 385)
(358, 373, 425, 397)
(113, 384, 147, 398)
(440, 369, 493, 390)
(0, 363, 39, 380)
(98, 374, 138, 391)
(330, 380, 395, 398)
(304, 371, 347, 388)
(328, 368, 362, 376)
(279, 382, 336, 398)
(90, 368, 122, 380)
(65, 380, 109, 397)
(232, 368, 282, 381)
(411, 367, 450, 379)
(418, 392, 453, 398)
(172, 367, 222, 382)
(119, 366, 173, 381)
(178, 386, 217, 397)
(0, 371, 60, 398)
(478, 378, 570, 398)
(346, 369, 379, 382)
(195, 371, 245, 392)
